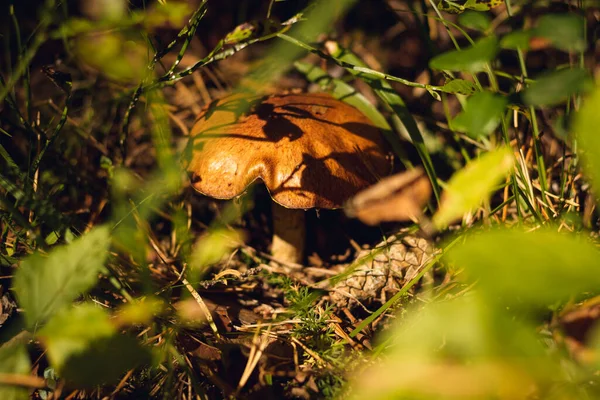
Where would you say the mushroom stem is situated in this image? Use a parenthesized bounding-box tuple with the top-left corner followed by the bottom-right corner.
(271, 203, 306, 265)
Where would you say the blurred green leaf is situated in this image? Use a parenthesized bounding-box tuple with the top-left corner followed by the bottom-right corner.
(430, 36, 499, 72)
(500, 30, 531, 50)
(439, 79, 478, 95)
(458, 10, 491, 31)
(13, 226, 110, 328)
(76, 33, 147, 83)
(575, 86, 600, 200)
(445, 228, 600, 307)
(452, 91, 508, 138)
(523, 68, 592, 107)
(190, 228, 243, 271)
(533, 14, 586, 52)
(115, 297, 165, 326)
(433, 147, 514, 229)
(39, 304, 150, 388)
(350, 295, 553, 400)
(239, 0, 357, 93)
(0, 344, 31, 400)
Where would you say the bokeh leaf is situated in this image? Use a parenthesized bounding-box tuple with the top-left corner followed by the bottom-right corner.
(13, 226, 110, 328)
(452, 91, 508, 138)
(430, 36, 498, 72)
(38, 304, 150, 388)
(433, 147, 514, 229)
(445, 228, 600, 307)
(500, 30, 531, 50)
(350, 295, 554, 400)
(533, 14, 586, 52)
(575, 86, 600, 200)
(523, 68, 592, 107)
(458, 10, 491, 31)
(0, 344, 31, 400)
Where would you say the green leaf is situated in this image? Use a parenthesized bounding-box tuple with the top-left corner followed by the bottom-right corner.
(523, 68, 592, 107)
(190, 228, 243, 270)
(452, 91, 508, 138)
(438, 0, 504, 13)
(575, 86, 600, 201)
(439, 79, 477, 95)
(433, 147, 514, 229)
(500, 30, 531, 50)
(458, 10, 491, 31)
(13, 226, 111, 328)
(0, 344, 31, 400)
(445, 227, 600, 307)
(533, 14, 586, 52)
(430, 36, 499, 72)
(39, 304, 150, 388)
(350, 295, 552, 400)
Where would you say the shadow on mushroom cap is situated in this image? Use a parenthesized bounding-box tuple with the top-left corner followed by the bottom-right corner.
(184, 92, 391, 209)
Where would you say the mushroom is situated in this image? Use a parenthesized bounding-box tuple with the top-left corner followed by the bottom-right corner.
(185, 92, 390, 265)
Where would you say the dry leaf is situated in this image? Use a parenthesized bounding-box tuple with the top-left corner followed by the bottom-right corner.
(345, 168, 431, 225)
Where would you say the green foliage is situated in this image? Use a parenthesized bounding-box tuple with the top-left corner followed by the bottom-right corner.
(429, 36, 499, 72)
(458, 10, 491, 31)
(433, 148, 514, 229)
(439, 78, 477, 95)
(451, 91, 508, 138)
(38, 304, 150, 387)
(446, 227, 600, 307)
(534, 13, 586, 52)
(13, 226, 110, 328)
(523, 68, 592, 107)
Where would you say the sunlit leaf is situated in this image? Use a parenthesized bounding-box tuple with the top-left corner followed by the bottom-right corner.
(452, 91, 508, 138)
(575, 86, 600, 201)
(533, 14, 586, 52)
(0, 344, 31, 400)
(75, 33, 147, 83)
(445, 227, 600, 307)
(39, 304, 150, 387)
(430, 36, 499, 73)
(114, 297, 165, 326)
(13, 226, 110, 328)
(190, 228, 244, 270)
(350, 295, 552, 400)
(433, 147, 514, 229)
(523, 68, 592, 107)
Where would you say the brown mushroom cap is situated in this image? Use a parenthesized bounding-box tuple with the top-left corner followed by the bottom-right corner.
(185, 92, 390, 209)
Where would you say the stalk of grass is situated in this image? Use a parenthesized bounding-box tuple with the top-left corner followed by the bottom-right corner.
(505, 0, 549, 206)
